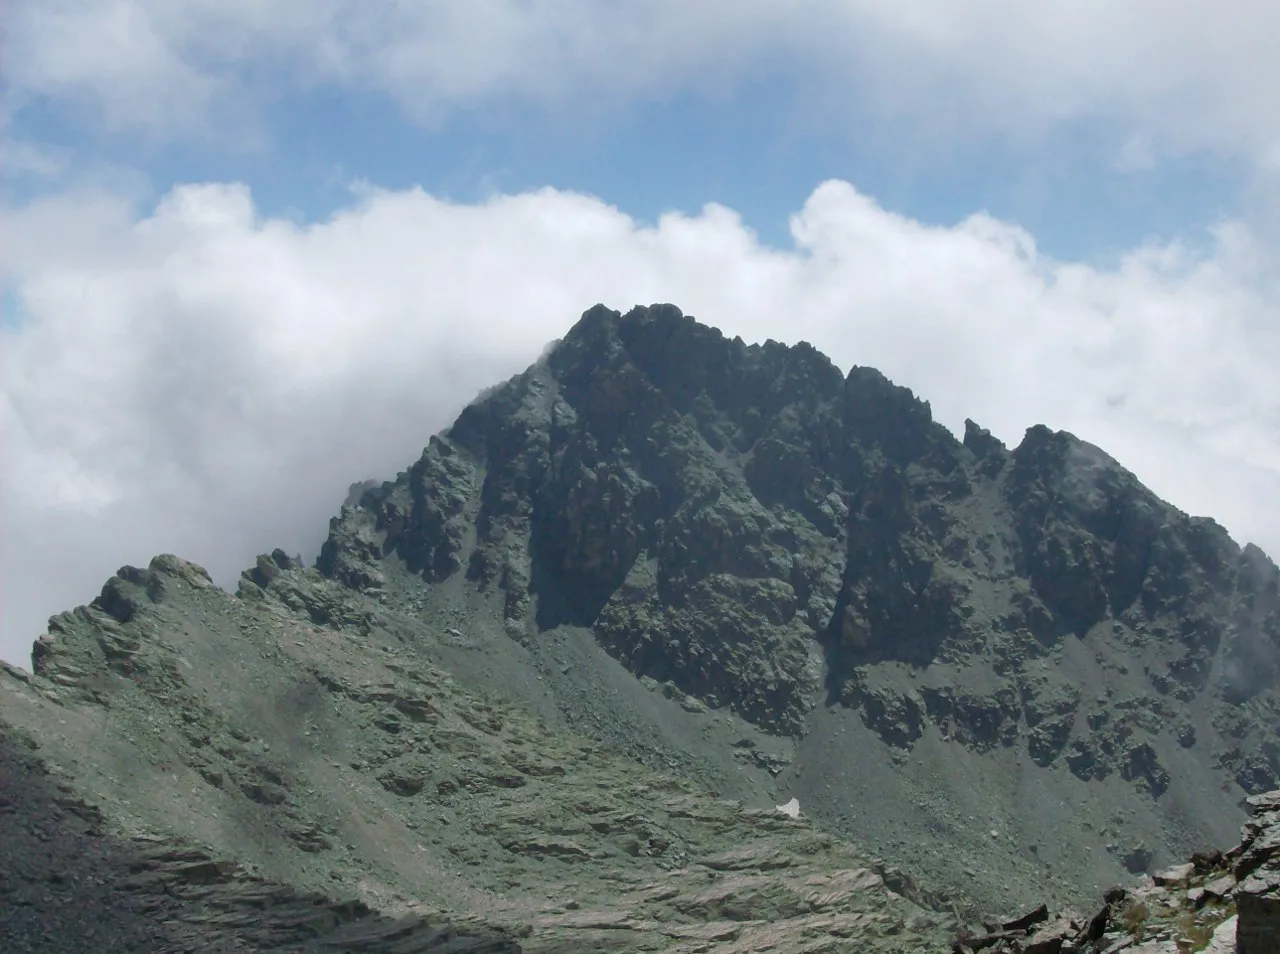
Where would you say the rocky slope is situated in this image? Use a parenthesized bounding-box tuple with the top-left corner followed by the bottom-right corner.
(0, 720, 518, 953)
(311, 304, 1280, 908)
(1, 554, 954, 952)
(4, 302, 1279, 947)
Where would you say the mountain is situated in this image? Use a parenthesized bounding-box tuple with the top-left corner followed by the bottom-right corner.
(4, 303, 1280, 950)
(311, 303, 1280, 902)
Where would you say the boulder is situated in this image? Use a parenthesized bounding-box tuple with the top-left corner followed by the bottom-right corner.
(1153, 862, 1196, 887)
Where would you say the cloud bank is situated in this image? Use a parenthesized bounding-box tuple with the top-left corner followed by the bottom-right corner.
(4, 178, 1280, 665)
(10, 1, 1280, 164)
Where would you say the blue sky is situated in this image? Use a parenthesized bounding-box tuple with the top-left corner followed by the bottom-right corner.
(4, 1, 1280, 665)
(9, 66, 1245, 261)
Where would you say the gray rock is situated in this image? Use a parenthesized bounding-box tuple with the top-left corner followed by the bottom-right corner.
(1204, 874, 1237, 900)
(1153, 862, 1196, 887)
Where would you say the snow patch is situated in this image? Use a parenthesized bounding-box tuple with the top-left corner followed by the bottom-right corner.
(776, 797, 800, 818)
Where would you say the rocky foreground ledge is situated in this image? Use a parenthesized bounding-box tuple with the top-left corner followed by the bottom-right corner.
(953, 791, 1280, 953)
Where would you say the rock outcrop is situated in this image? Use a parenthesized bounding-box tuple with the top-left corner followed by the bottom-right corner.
(950, 787, 1280, 953)
(1235, 791, 1280, 953)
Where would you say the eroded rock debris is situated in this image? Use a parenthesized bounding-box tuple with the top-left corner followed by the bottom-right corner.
(951, 789, 1280, 953)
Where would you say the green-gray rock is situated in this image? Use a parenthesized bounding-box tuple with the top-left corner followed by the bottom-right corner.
(5, 302, 1280, 945)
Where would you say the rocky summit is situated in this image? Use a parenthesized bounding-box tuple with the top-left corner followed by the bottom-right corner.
(3, 302, 1280, 951)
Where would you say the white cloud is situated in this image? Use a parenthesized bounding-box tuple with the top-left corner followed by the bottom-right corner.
(8, 1, 1280, 165)
(4, 177, 1280, 666)
(1, 140, 73, 180)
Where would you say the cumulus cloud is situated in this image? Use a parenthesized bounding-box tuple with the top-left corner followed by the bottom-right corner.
(8, 1, 1280, 164)
(4, 177, 1280, 666)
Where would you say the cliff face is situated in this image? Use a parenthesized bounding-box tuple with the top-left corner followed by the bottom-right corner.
(321, 303, 1280, 796)
(321, 304, 848, 734)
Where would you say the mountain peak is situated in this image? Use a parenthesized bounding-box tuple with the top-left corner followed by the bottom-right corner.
(11, 304, 1280, 921)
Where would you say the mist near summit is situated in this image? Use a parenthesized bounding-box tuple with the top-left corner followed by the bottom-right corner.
(5, 2, 1280, 665)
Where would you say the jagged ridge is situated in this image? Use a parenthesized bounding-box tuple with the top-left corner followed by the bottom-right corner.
(320, 303, 1280, 794)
